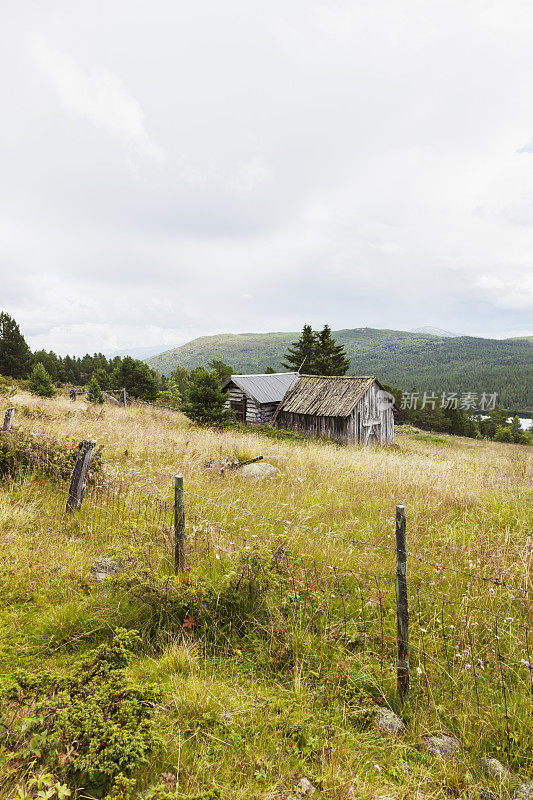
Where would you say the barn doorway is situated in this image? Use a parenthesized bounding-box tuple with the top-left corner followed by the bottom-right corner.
(230, 397, 247, 422)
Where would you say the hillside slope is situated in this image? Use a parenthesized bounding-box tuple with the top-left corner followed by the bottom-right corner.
(147, 328, 533, 410)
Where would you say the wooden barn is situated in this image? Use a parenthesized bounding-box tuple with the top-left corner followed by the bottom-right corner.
(222, 372, 299, 424)
(274, 375, 395, 445)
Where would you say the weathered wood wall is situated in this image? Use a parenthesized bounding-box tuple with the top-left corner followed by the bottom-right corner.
(224, 388, 277, 424)
(277, 382, 394, 445)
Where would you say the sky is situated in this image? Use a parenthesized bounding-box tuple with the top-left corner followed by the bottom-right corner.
(1, 0, 533, 355)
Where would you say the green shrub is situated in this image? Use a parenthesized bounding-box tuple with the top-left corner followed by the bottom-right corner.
(29, 363, 55, 397)
(182, 368, 235, 427)
(494, 425, 513, 443)
(0, 430, 103, 482)
(86, 373, 104, 404)
(0, 629, 160, 797)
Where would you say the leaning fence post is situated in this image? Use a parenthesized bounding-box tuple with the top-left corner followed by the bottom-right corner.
(66, 440, 96, 512)
(395, 504, 409, 700)
(174, 475, 185, 572)
(2, 407, 15, 431)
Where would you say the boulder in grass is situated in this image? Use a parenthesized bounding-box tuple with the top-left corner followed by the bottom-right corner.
(424, 734, 461, 759)
(239, 461, 281, 480)
(515, 783, 533, 799)
(90, 556, 125, 581)
(295, 777, 316, 796)
(482, 757, 511, 780)
(375, 707, 406, 736)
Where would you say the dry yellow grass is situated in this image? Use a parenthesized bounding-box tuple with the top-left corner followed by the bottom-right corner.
(0, 390, 531, 799)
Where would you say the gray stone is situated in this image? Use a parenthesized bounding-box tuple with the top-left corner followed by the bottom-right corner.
(424, 734, 461, 759)
(482, 757, 511, 780)
(515, 783, 533, 799)
(375, 707, 406, 736)
(90, 556, 125, 580)
(295, 777, 316, 796)
(239, 462, 281, 480)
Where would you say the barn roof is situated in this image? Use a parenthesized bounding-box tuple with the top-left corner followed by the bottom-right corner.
(276, 375, 380, 418)
(222, 372, 299, 405)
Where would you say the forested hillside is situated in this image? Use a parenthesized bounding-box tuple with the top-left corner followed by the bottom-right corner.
(147, 328, 533, 410)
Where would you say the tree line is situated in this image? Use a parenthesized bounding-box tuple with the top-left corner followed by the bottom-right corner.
(1, 312, 531, 443)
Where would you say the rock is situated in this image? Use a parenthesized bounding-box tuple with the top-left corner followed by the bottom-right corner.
(295, 777, 316, 796)
(482, 757, 511, 780)
(515, 783, 533, 799)
(424, 734, 461, 759)
(375, 707, 406, 736)
(479, 791, 497, 800)
(239, 462, 281, 480)
(90, 556, 125, 580)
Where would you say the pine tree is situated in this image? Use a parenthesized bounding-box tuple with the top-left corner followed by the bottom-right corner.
(29, 363, 55, 397)
(209, 360, 233, 383)
(0, 312, 33, 378)
(282, 324, 318, 373)
(86, 374, 104, 404)
(314, 325, 350, 376)
(182, 367, 235, 426)
(111, 357, 159, 401)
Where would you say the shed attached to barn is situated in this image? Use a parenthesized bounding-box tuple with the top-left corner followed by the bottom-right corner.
(274, 375, 394, 445)
(222, 372, 299, 424)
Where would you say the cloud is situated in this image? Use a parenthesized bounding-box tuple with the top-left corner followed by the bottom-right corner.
(30, 35, 164, 162)
(0, 0, 532, 353)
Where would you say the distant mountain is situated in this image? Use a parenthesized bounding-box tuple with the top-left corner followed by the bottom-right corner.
(146, 327, 533, 411)
(409, 326, 461, 337)
(104, 345, 171, 360)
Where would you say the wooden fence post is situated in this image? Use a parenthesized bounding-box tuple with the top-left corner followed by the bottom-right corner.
(122, 388, 127, 407)
(2, 408, 15, 431)
(66, 440, 96, 512)
(174, 475, 185, 572)
(395, 504, 409, 700)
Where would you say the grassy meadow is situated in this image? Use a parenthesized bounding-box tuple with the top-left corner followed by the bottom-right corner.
(0, 391, 531, 799)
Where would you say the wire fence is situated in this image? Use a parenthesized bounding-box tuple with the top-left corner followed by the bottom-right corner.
(1, 418, 532, 768)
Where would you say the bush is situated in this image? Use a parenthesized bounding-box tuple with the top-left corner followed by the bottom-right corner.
(0, 430, 103, 482)
(1, 629, 160, 797)
(182, 367, 235, 427)
(157, 378, 181, 409)
(86, 373, 104, 404)
(29, 362, 55, 397)
(494, 425, 513, 443)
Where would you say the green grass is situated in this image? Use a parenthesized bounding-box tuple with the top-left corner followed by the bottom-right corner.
(0, 392, 531, 799)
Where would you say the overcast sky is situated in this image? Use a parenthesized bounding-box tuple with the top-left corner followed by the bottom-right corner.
(1, 0, 533, 354)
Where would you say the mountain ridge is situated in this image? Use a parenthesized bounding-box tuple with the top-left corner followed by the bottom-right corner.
(146, 327, 533, 410)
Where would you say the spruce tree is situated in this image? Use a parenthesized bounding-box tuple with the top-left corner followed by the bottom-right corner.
(313, 325, 350, 376)
(282, 324, 318, 373)
(0, 312, 33, 378)
(29, 363, 55, 397)
(209, 360, 233, 383)
(182, 367, 234, 426)
(86, 374, 104, 404)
